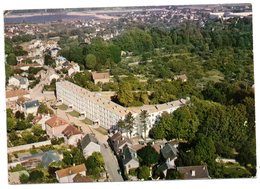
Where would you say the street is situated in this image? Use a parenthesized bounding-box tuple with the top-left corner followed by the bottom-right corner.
(47, 104, 124, 182)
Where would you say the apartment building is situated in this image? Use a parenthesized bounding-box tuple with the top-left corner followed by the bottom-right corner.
(56, 80, 187, 136)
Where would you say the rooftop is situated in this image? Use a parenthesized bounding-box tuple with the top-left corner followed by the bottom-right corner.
(62, 125, 82, 138)
(56, 164, 87, 178)
(161, 143, 178, 160)
(45, 116, 68, 128)
(92, 71, 110, 80)
(6, 89, 29, 98)
(81, 134, 99, 149)
(73, 173, 93, 182)
(177, 165, 210, 179)
(24, 100, 39, 109)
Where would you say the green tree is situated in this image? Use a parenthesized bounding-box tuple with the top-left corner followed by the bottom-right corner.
(29, 170, 44, 183)
(85, 54, 97, 70)
(85, 152, 104, 179)
(6, 53, 17, 65)
(19, 173, 29, 184)
(117, 82, 134, 107)
(124, 112, 135, 138)
(137, 166, 150, 180)
(139, 110, 149, 141)
(137, 145, 159, 166)
(166, 169, 184, 180)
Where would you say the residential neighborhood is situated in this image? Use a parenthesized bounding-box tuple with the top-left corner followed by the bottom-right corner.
(4, 3, 255, 185)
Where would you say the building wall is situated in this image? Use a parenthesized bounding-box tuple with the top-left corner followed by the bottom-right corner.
(8, 78, 20, 87)
(65, 134, 83, 147)
(25, 106, 39, 116)
(46, 124, 68, 138)
(57, 171, 86, 183)
(56, 82, 124, 129)
(82, 143, 101, 158)
(94, 78, 110, 84)
(125, 159, 139, 174)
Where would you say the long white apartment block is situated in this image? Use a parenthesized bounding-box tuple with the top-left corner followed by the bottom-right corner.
(56, 80, 187, 136)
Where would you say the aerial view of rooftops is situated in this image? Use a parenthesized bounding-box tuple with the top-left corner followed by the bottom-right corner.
(4, 3, 255, 184)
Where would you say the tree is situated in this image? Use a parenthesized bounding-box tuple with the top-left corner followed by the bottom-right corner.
(37, 103, 54, 115)
(85, 54, 97, 70)
(44, 54, 55, 66)
(137, 145, 159, 166)
(19, 173, 29, 184)
(85, 152, 104, 179)
(29, 170, 44, 183)
(15, 111, 25, 120)
(166, 169, 184, 180)
(137, 166, 150, 180)
(139, 110, 149, 141)
(6, 53, 17, 65)
(124, 112, 135, 138)
(117, 82, 134, 107)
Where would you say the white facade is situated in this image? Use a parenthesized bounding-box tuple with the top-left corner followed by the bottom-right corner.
(8, 77, 20, 87)
(82, 142, 101, 158)
(49, 73, 60, 82)
(65, 134, 83, 147)
(56, 81, 187, 135)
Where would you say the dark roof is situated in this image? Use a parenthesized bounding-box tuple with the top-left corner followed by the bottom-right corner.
(41, 150, 61, 167)
(177, 165, 210, 180)
(161, 143, 178, 160)
(24, 100, 39, 109)
(73, 173, 93, 182)
(62, 125, 82, 138)
(81, 134, 99, 149)
(122, 145, 139, 165)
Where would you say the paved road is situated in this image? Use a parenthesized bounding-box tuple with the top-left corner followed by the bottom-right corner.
(30, 67, 56, 101)
(100, 144, 124, 182)
(48, 105, 123, 182)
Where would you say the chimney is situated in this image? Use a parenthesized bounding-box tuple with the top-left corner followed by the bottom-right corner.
(191, 170, 195, 176)
(69, 169, 72, 175)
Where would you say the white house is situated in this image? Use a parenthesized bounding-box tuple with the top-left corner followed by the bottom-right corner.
(67, 62, 80, 77)
(62, 125, 83, 146)
(55, 164, 86, 183)
(23, 100, 40, 116)
(81, 134, 101, 158)
(8, 75, 29, 89)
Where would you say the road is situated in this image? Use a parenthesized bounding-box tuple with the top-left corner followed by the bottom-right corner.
(30, 67, 56, 101)
(48, 105, 124, 182)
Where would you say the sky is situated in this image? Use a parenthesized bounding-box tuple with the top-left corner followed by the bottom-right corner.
(0, 0, 259, 189)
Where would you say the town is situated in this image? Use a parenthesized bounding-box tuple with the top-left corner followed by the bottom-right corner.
(4, 4, 255, 184)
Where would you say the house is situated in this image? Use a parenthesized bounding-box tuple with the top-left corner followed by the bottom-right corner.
(8, 75, 29, 89)
(14, 63, 42, 71)
(109, 132, 132, 155)
(45, 116, 69, 138)
(73, 173, 93, 182)
(55, 164, 87, 183)
(55, 56, 67, 67)
(23, 99, 39, 116)
(6, 89, 30, 102)
(157, 143, 178, 177)
(177, 165, 210, 180)
(32, 114, 51, 130)
(122, 145, 139, 174)
(41, 150, 62, 168)
(161, 143, 178, 167)
(67, 62, 80, 77)
(49, 73, 60, 82)
(91, 71, 110, 84)
(174, 74, 188, 82)
(81, 134, 101, 158)
(8, 170, 29, 184)
(62, 125, 83, 146)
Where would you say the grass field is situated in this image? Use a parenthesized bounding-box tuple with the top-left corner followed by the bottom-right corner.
(57, 104, 68, 110)
(94, 127, 108, 135)
(68, 110, 80, 117)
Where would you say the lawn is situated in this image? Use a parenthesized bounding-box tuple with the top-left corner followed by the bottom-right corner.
(57, 104, 68, 110)
(81, 118, 94, 125)
(94, 127, 108, 135)
(68, 110, 80, 117)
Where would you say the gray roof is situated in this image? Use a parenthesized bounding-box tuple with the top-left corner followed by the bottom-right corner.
(41, 150, 61, 167)
(24, 100, 39, 109)
(81, 134, 99, 149)
(122, 145, 139, 165)
(161, 143, 178, 160)
(177, 165, 210, 179)
(14, 75, 28, 85)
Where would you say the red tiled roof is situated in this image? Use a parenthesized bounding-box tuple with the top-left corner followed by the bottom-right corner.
(6, 89, 29, 98)
(56, 164, 86, 178)
(62, 125, 82, 138)
(73, 173, 93, 182)
(45, 116, 68, 128)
